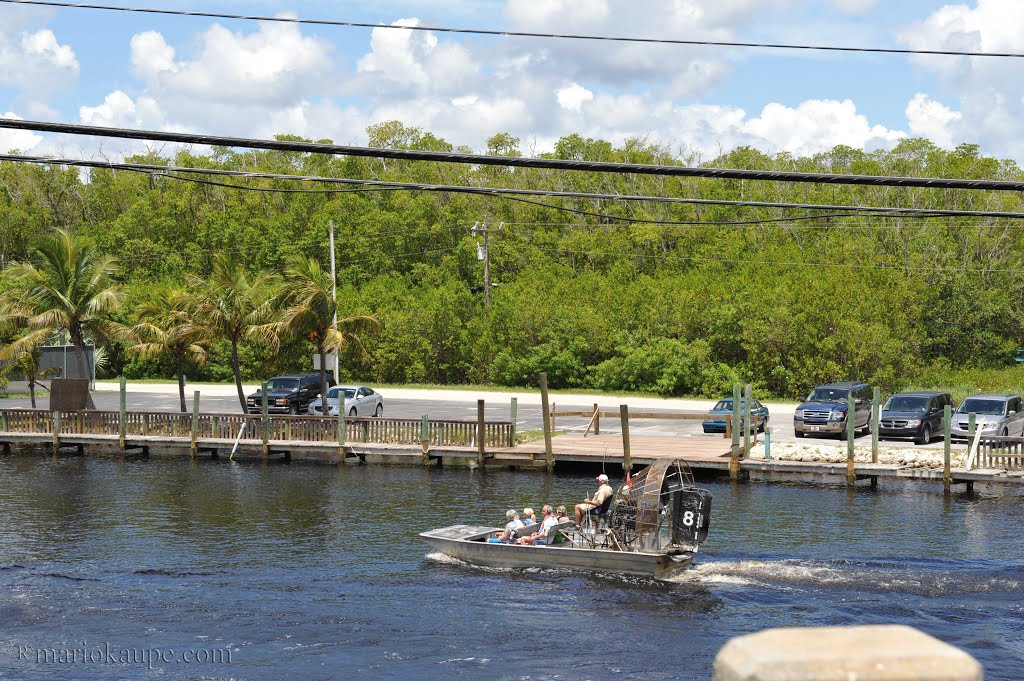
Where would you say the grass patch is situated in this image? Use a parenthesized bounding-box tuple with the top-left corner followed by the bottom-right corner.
(514, 429, 565, 444)
(902, 364, 1024, 403)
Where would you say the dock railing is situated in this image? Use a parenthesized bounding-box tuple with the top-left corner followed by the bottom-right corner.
(970, 435, 1024, 471)
(0, 409, 513, 448)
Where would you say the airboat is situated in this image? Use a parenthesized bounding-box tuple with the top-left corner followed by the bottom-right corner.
(420, 458, 712, 579)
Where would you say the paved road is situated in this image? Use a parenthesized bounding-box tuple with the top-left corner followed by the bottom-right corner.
(0, 383, 947, 451)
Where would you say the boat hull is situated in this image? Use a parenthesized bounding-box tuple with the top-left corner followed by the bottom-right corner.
(420, 525, 694, 579)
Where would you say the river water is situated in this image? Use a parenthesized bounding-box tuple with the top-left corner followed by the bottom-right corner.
(0, 456, 1021, 680)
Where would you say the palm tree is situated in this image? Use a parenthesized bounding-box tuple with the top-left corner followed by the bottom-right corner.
(0, 324, 59, 409)
(131, 285, 210, 413)
(275, 255, 381, 405)
(3, 228, 126, 409)
(189, 252, 280, 413)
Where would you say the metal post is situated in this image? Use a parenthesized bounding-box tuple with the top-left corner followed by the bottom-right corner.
(191, 390, 200, 457)
(421, 414, 430, 465)
(118, 376, 126, 450)
(477, 399, 486, 471)
(871, 387, 880, 463)
(620, 404, 632, 473)
(510, 397, 518, 446)
(944, 404, 952, 491)
(730, 384, 740, 479)
(593, 402, 600, 435)
(261, 381, 269, 459)
(847, 393, 856, 485)
(743, 384, 752, 458)
(539, 373, 553, 472)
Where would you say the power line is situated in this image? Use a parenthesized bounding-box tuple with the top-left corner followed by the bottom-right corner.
(5, 118, 1024, 192)
(2, 0, 1022, 59)
(4, 153, 1024, 222)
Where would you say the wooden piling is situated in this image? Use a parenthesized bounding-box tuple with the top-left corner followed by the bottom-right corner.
(943, 404, 952, 492)
(539, 373, 553, 472)
(261, 381, 269, 460)
(190, 390, 200, 457)
(52, 411, 60, 454)
(847, 394, 856, 485)
(871, 387, 880, 463)
(593, 402, 600, 435)
(509, 397, 518, 445)
(421, 414, 430, 465)
(730, 384, 740, 479)
(118, 376, 126, 450)
(620, 404, 632, 473)
(337, 407, 346, 463)
(476, 399, 486, 471)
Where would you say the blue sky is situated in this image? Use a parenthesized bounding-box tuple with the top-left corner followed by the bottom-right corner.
(1, 0, 1021, 162)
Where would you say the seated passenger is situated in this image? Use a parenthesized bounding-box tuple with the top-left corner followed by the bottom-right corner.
(575, 474, 614, 526)
(489, 509, 525, 543)
(518, 505, 559, 545)
(522, 507, 536, 526)
(555, 505, 570, 525)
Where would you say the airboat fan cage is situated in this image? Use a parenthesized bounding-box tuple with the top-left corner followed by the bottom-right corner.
(607, 458, 711, 553)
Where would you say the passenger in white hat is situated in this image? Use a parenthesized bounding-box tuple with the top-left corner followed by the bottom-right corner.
(575, 474, 614, 526)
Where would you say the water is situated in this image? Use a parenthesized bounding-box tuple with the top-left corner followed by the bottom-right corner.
(0, 456, 1022, 680)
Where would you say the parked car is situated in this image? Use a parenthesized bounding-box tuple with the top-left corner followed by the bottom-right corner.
(702, 398, 769, 434)
(794, 381, 873, 438)
(307, 385, 384, 417)
(878, 392, 953, 445)
(246, 374, 334, 415)
(949, 393, 1024, 440)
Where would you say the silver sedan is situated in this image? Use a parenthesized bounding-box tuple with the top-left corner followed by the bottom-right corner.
(307, 385, 384, 417)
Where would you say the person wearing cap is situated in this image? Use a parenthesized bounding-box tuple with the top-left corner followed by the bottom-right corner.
(575, 474, 614, 526)
(490, 509, 525, 543)
(518, 505, 559, 545)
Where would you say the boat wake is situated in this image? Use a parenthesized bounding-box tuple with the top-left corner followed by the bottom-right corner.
(677, 559, 1021, 596)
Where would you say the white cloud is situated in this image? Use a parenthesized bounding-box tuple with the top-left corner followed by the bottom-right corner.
(830, 0, 879, 14)
(556, 83, 593, 112)
(128, 20, 334, 107)
(0, 28, 78, 93)
(898, 0, 1024, 158)
(356, 19, 477, 96)
(905, 93, 962, 149)
(0, 112, 43, 153)
(743, 99, 904, 156)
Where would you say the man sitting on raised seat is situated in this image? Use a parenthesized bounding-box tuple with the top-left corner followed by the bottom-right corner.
(575, 474, 614, 526)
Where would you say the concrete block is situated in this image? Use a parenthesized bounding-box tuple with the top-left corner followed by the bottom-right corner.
(713, 625, 982, 681)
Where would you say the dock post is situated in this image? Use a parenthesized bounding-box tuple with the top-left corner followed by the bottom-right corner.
(743, 384, 752, 458)
(1, 411, 8, 432)
(730, 384, 740, 479)
(620, 404, 632, 473)
(539, 373, 553, 472)
(477, 399, 486, 471)
(191, 390, 200, 457)
(261, 381, 269, 460)
(509, 397, 518, 445)
(119, 376, 126, 450)
(337, 407, 346, 463)
(594, 403, 600, 435)
(871, 387, 879, 463)
(52, 411, 60, 454)
(846, 394, 856, 485)
(421, 414, 430, 465)
(943, 404, 952, 492)
(968, 412, 975, 447)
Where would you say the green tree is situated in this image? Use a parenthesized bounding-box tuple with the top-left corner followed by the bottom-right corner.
(190, 253, 280, 412)
(276, 255, 381, 406)
(3, 228, 126, 408)
(131, 285, 211, 412)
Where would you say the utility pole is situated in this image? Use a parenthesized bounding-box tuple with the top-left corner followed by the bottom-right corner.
(471, 221, 503, 307)
(329, 220, 339, 381)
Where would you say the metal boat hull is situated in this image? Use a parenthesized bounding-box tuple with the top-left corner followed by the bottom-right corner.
(420, 524, 694, 579)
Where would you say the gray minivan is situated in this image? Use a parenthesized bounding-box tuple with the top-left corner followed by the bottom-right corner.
(949, 393, 1024, 440)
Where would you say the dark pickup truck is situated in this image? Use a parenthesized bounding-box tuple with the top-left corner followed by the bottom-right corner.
(246, 374, 335, 415)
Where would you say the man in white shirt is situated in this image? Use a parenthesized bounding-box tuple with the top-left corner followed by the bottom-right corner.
(575, 474, 614, 526)
(518, 505, 559, 545)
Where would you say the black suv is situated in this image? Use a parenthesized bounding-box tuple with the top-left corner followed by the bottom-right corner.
(247, 374, 335, 415)
(794, 381, 873, 438)
(879, 391, 953, 445)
